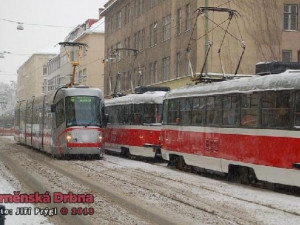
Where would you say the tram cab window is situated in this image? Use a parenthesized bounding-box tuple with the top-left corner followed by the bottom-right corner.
(262, 91, 291, 128)
(167, 99, 179, 124)
(206, 96, 222, 125)
(241, 93, 259, 127)
(180, 98, 192, 125)
(65, 96, 101, 127)
(55, 99, 65, 128)
(223, 95, 240, 126)
(192, 97, 205, 125)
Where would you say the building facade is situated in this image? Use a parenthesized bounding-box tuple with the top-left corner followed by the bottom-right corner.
(101, 0, 300, 97)
(58, 18, 105, 90)
(17, 53, 57, 101)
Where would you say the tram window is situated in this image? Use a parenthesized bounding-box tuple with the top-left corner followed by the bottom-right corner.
(241, 93, 259, 127)
(167, 99, 179, 124)
(117, 105, 125, 124)
(206, 96, 222, 125)
(294, 92, 300, 127)
(132, 104, 143, 125)
(106, 107, 110, 124)
(162, 100, 168, 124)
(180, 98, 192, 125)
(192, 97, 205, 125)
(55, 99, 65, 127)
(144, 104, 156, 124)
(223, 95, 240, 126)
(124, 104, 132, 124)
(262, 91, 291, 128)
(109, 106, 118, 124)
(157, 104, 163, 123)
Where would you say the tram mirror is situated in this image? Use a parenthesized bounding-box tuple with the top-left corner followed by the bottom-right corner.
(51, 104, 56, 112)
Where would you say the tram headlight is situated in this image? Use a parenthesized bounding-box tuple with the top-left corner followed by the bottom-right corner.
(98, 132, 103, 143)
(66, 133, 72, 143)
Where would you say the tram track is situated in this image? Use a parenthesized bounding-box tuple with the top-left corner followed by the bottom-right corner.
(0, 138, 190, 225)
(89, 156, 300, 217)
(105, 155, 300, 216)
(72, 158, 299, 225)
(72, 160, 249, 224)
(1, 137, 300, 225)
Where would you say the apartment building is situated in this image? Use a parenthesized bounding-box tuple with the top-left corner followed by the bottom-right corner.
(101, 0, 300, 96)
(17, 52, 57, 101)
(59, 18, 105, 90)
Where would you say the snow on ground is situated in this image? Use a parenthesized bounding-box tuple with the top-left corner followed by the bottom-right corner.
(102, 155, 300, 224)
(0, 146, 53, 225)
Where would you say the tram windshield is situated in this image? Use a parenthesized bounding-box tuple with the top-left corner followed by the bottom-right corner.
(65, 96, 101, 127)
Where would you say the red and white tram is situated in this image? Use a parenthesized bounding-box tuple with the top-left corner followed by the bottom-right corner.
(161, 70, 300, 187)
(14, 86, 105, 158)
(104, 90, 167, 158)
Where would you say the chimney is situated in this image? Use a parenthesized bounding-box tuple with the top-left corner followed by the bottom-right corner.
(99, 8, 104, 20)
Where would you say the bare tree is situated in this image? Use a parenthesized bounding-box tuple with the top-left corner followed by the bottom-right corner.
(233, 0, 282, 62)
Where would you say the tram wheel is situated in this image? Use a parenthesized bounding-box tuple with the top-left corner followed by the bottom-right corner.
(120, 147, 130, 158)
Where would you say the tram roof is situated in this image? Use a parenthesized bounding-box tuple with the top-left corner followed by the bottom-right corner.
(166, 70, 300, 99)
(105, 91, 167, 106)
(53, 86, 104, 104)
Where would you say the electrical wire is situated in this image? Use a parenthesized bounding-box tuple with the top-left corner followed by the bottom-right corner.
(0, 18, 74, 29)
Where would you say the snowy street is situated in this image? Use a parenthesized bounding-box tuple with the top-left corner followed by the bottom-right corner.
(1, 136, 300, 225)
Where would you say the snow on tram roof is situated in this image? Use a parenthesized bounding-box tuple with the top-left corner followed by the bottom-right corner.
(166, 70, 300, 99)
(105, 91, 167, 106)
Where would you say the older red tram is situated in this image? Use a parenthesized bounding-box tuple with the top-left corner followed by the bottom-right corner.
(104, 90, 167, 158)
(161, 70, 300, 187)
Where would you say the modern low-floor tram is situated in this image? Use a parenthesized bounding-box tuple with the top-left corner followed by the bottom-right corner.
(14, 86, 105, 158)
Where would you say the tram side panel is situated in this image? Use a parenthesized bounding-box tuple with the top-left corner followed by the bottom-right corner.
(42, 100, 54, 155)
(31, 96, 43, 150)
(19, 101, 27, 144)
(14, 105, 20, 142)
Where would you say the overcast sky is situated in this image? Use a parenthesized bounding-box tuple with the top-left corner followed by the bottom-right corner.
(0, 0, 107, 84)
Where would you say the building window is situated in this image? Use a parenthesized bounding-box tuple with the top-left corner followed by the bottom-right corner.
(163, 15, 171, 41)
(150, 22, 158, 47)
(186, 3, 191, 31)
(149, 61, 158, 84)
(150, 0, 158, 8)
(186, 53, 192, 75)
(177, 8, 182, 35)
(176, 52, 181, 78)
(135, 0, 143, 17)
(43, 65, 47, 76)
(162, 56, 170, 81)
(284, 4, 298, 31)
(282, 50, 292, 62)
(140, 29, 145, 51)
(124, 37, 131, 56)
(125, 4, 131, 24)
(116, 11, 122, 29)
(116, 42, 121, 61)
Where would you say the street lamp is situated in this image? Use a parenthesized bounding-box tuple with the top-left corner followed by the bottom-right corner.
(17, 22, 24, 30)
(0, 51, 11, 59)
